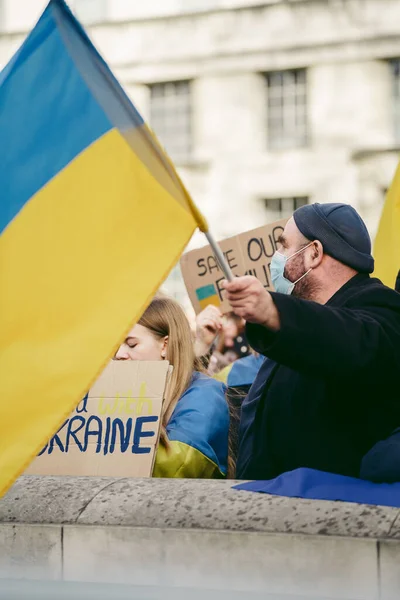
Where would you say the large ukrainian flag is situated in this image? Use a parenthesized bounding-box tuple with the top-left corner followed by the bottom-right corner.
(0, 0, 206, 495)
(374, 163, 400, 289)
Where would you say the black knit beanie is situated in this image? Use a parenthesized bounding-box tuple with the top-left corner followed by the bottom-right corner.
(293, 203, 374, 274)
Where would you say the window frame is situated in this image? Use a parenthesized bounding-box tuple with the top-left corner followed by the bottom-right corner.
(149, 80, 192, 164)
(266, 68, 308, 150)
(264, 196, 309, 221)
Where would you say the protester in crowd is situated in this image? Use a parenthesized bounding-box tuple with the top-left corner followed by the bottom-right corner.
(223, 202, 400, 481)
(192, 305, 251, 372)
(218, 313, 250, 360)
(215, 351, 263, 386)
(193, 304, 223, 364)
(208, 313, 251, 375)
(192, 304, 263, 476)
(115, 297, 229, 478)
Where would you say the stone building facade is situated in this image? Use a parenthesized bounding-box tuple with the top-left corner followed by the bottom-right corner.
(1, 0, 399, 300)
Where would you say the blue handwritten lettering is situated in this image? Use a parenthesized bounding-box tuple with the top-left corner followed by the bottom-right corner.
(83, 415, 103, 454)
(103, 416, 111, 456)
(65, 416, 86, 452)
(110, 418, 133, 454)
(40, 415, 159, 457)
(132, 416, 158, 454)
(48, 420, 68, 454)
(38, 443, 48, 457)
(76, 394, 89, 414)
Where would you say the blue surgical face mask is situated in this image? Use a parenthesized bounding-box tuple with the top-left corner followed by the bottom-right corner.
(270, 242, 313, 295)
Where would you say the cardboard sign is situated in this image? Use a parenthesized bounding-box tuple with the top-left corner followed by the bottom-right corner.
(25, 361, 170, 478)
(180, 219, 287, 314)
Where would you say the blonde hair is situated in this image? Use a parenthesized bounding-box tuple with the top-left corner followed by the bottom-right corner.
(139, 296, 203, 445)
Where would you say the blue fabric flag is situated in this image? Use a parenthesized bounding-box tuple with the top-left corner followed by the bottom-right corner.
(234, 468, 400, 508)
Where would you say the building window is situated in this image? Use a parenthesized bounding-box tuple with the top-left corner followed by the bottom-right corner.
(390, 59, 400, 142)
(266, 69, 308, 149)
(264, 197, 308, 221)
(149, 81, 192, 164)
(74, 0, 108, 25)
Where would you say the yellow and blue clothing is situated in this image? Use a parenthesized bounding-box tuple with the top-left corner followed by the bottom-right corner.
(215, 353, 264, 386)
(153, 372, 229, 478)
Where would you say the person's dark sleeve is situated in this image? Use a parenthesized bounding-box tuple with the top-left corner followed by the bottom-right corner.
(246, 291, 400, 379)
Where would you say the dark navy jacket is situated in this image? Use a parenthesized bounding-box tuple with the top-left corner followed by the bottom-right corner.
(236, 274, 400, 480)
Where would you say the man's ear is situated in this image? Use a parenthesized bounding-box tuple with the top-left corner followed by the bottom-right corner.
(309, 241, 324, 268)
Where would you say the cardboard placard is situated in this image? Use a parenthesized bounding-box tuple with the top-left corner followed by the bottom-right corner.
(25, 361, 170, 478)
(180, 219, 287, 314)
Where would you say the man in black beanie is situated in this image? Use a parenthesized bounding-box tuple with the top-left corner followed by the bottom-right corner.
(223, 203, 400, 480)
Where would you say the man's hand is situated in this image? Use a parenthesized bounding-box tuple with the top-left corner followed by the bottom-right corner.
(194, 305, 222, 356)
(222, 276, 280, 332)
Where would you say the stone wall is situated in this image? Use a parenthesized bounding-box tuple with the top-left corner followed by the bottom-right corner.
(0, 475, 399, 598)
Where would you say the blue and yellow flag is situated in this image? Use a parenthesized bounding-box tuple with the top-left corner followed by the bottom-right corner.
(153, 373, 229, 478)
(0, 0, 207, 495)
(374, 163, 400, 289)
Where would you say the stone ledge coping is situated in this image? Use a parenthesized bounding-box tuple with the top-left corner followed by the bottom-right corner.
(0, 475, 399, 540)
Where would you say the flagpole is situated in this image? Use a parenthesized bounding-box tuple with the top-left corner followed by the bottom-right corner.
(160, 149, 234, 282)
(204, 230, 234, 282)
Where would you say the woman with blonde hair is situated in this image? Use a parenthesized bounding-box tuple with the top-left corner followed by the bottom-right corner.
(115, 296, 229, 478)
